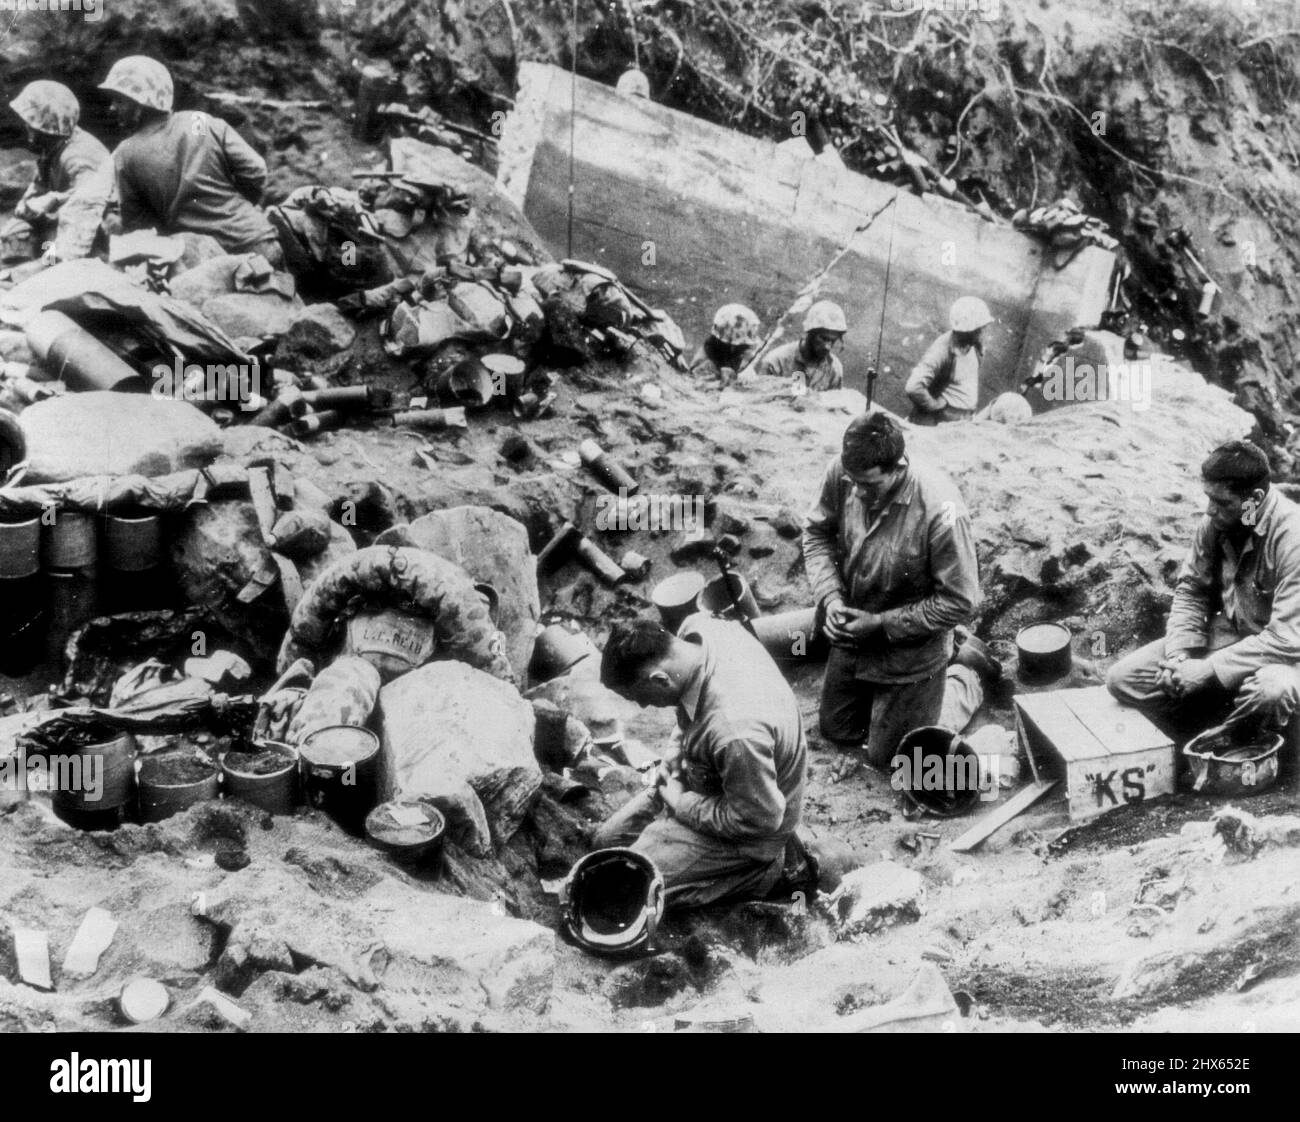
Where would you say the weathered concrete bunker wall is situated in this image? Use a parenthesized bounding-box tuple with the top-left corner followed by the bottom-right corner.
(500, 62, 1115, 415)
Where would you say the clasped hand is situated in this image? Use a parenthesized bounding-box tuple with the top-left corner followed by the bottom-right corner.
(1155, 655, 1216, 697)
(822, 598, 883, 646)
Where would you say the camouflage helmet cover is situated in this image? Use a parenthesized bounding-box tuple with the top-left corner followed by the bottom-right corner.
(710, 303, 760, 347)
(99, 55, 174, 112)
(9, 80, 79, 138)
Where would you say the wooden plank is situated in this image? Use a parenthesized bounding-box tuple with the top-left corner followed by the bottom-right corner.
(270, 462, 295, 511)
(246, 468, 278, 545)
(948, 780, 1058, 853)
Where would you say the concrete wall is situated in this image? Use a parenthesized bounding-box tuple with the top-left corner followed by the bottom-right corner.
(500, 62, 1116, 416)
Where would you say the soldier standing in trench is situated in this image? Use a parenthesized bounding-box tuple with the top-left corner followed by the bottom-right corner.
(749, 300, 847, 391)
(905, 296, 992, 424)
(690, 303, 762, 385)
(802, 412, 983, 782)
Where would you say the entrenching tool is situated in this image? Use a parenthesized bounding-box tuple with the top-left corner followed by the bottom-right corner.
(709, 534, 757, 637)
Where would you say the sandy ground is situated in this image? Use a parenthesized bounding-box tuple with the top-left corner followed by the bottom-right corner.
(4, 348, 1298, 1033)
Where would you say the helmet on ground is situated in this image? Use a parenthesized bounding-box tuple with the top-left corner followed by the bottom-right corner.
(986, 392, 1032, 424)
(803, 300, 847, 334)
(615, 68, 650, 99)
(949, 296, 992, 333)
(710, 303, 760, 348)
(560, 847, 665, 957)
(1183, 728, 1281, 797)
(9, 81, 79, 138)
(98, 56, 174, 112)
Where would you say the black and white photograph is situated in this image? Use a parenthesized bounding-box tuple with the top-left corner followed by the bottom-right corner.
(0, 0, 1295, 1078)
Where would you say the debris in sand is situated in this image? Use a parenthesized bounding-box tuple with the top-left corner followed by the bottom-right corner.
(119, 977, 170, 1024)
(189, 986, 252, 1031)
(828, 862, 926, 938)
(834, 962, 961, 1033)
(12, 926, 53, 991)
(61, 906, 118, 979)
(1209, 806, 1300, 860)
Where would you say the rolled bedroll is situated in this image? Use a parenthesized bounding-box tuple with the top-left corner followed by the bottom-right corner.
(275, 545, 515, 684)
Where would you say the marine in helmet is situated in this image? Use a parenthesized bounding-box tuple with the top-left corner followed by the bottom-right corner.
(615, 68, 650, 99)
(593, 615, 809, 910)
(752, 299, 845, 391)
(1, 81, 113, 276)
(99, 55, 283, 263)
(905, 295, 992, 424)
(689, 303, 761, 385)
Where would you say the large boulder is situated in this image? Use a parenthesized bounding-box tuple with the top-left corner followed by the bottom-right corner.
(377, 661, 540, 856)
(388, 506, 540, 677)
(19, 393, 221, 483)
(201, 292, 303, 341)
(168, 254, 249, 306)
(274, 304, 357, 364)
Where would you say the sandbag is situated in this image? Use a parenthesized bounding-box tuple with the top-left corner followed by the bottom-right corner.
(276, 546, 513, 684)
(287, 655, 381, 745)
(0, 463, 249, 519)
(377, 660, 540, 855)
(19, 393, 222, 483)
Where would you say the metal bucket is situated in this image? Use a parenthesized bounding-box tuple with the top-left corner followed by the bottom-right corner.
(894, 726, 983, 818)
(0, 571, 45, 676)
(104, 509, 162, 572)
(42, 509, 97, 570)
(750, 607, 825, 662)
(343, 608, 437, 683)
(699, 571, 760, 622)
(221, 742, 298, 815)
(1183, 727, 1282, 797)
(1015, 622, 1072, 683)
(45, 568, 98, 671)
(650, 571, 704, 633)
(530, 621, 599, 683)
(365, 798, 446, 867)
(436, 358, 495, 407)
(0, 513, 40, 578)
(137, 749, 220, 823)
(52, 728, 137, 832)
(299, 725, 381, 836)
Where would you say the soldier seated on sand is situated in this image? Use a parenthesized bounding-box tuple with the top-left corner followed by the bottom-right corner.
(2, 82, 113, 278)
(1107, 440, 1300, 762)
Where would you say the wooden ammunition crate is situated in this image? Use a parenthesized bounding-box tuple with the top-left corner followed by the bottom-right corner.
(1013, 686, 1176, 821)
